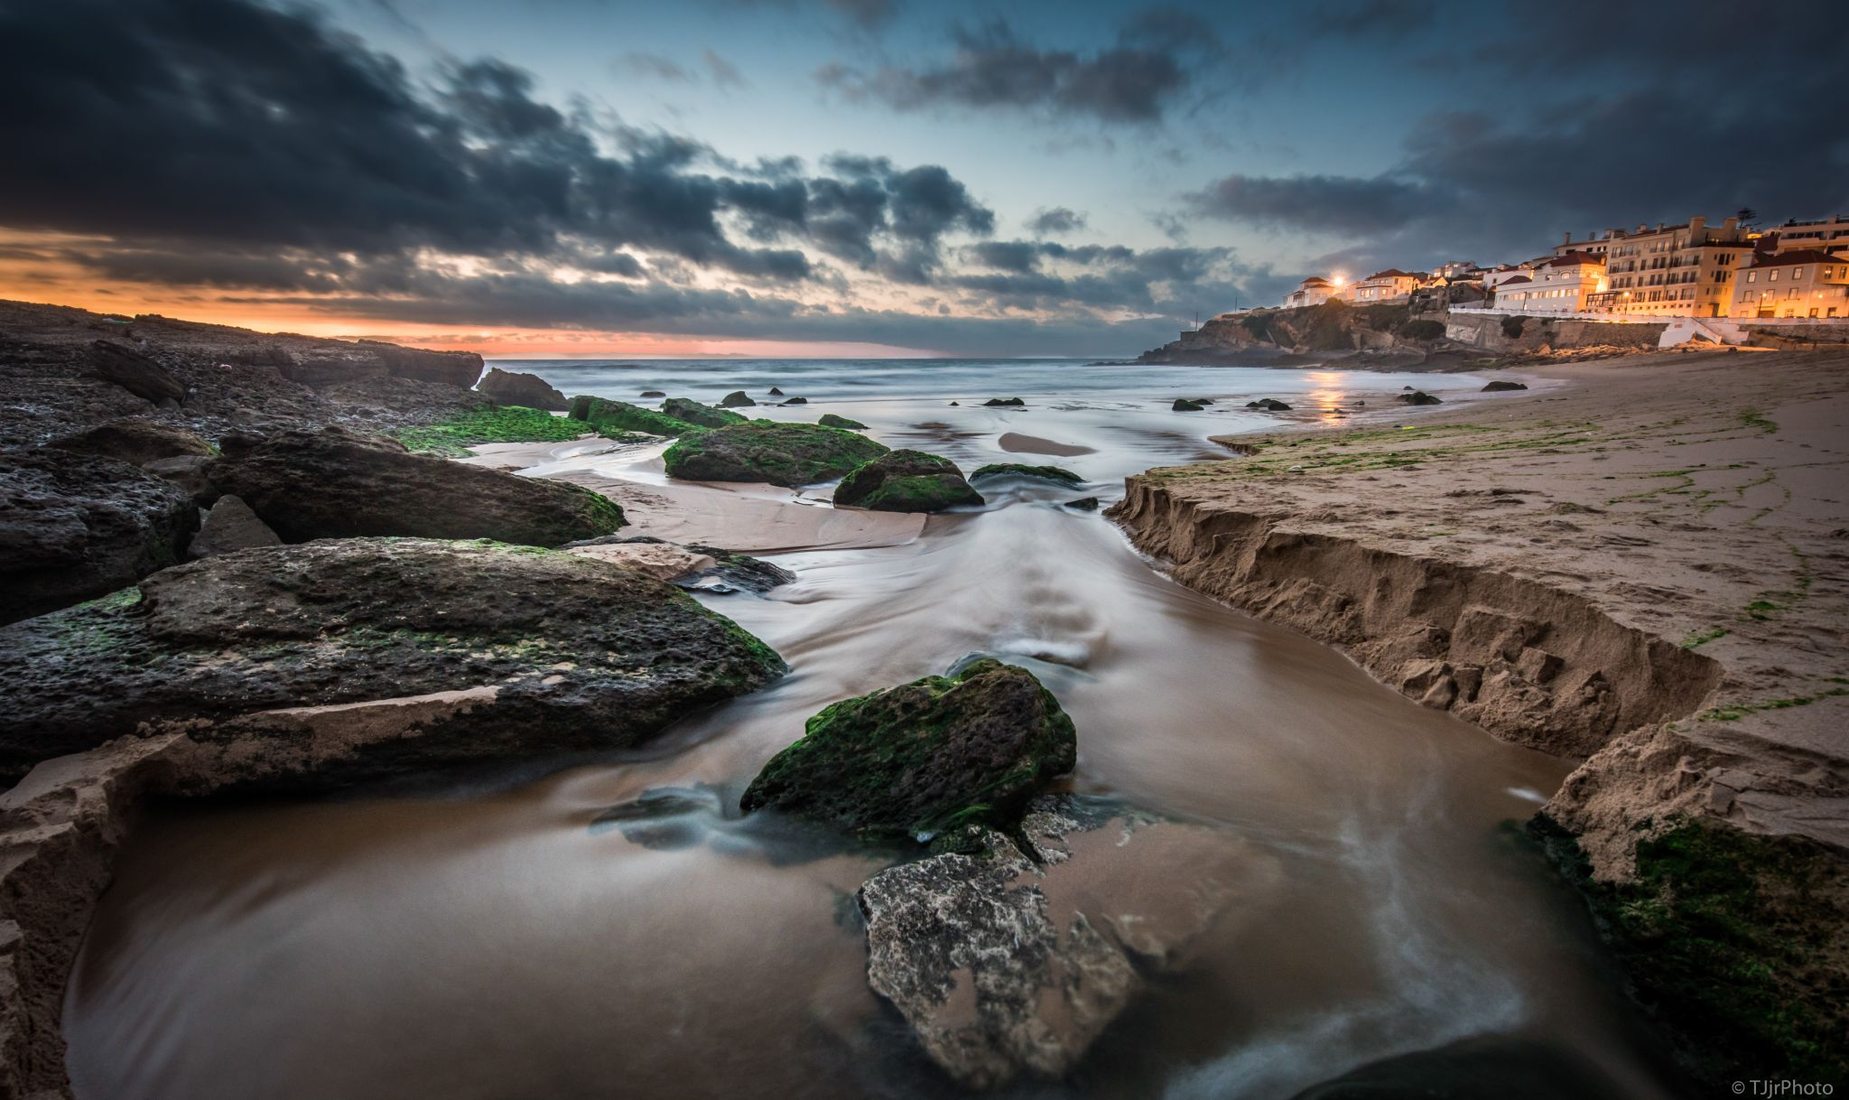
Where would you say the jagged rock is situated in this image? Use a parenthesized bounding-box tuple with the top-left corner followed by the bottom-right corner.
(970, 464, 1083, 486)
(833, 450, 983, 512)
(1482, 380, 1529, 392)
(567, 396, 700, 437)
(660, 398, 747, 429)
(662, 421, 887, 487)
(719, 390, 756, 408)
(857, 795, 1246, 1089)
(1398, 390, 1443, 406)
(186, 494, 280, 558)
(740, 658, 1074, 841)
(0, 538, 787, 783)
(982, 397, 1026, 407)
(1173, 398, 1206, 412)
(85, 340, 185, 403)
(818, 413, 868, 430)
(1245, 398, 1292, 411)
(46, 418, 211, 466)
(0, 447, 197, 625)
(768, 387, 785, 396)
(204, 426, 624, 546)
(476, 367, 567, 411)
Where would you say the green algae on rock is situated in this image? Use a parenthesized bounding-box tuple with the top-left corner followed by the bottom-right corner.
(660, 398, 747, 429)
(739, 658, 1076, 842)
(817, 413, 868, 430)
(969, 463, 1083, 486)
(567, 395, 701, 437)
(833, 450, 983, 512)
(393, 405, 589, 456)
(662, 421, 887, 487)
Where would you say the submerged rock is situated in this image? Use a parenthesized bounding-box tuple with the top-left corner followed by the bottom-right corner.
(739, 658, 1075, 841)
(1482, 380, 1529, 392)
(1398, 390, 1443, 405)
(971, 463, 1083, 486)
(0, 447, 198, 625)
(662, 421, 887, 487)
(639, 389, 667, 398)
(567, 395, 700, 437)
(1063, 497, 1101, 511)
(660, 397, 747, 429)
(833, 450, 983, 513)
(781, 396, 808, 405)
(1172, 398, 1206, 412)
(720, 390, 756, 408)
(982, 397, 1026, 407)
(1245, 398, 1292, 411)
(47, 418, 212, 467)
(186, 493, 280, 558)
(476, 367, 567, 411)
(857, 794, 1246, 1089)
(0, 538, 786, 783)
(818, 413, 867, 430)
(204, 426, 625, 546)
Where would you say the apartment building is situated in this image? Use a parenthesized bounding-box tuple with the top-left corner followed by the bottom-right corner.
(1494, 252, 1607, 314)
(1345, 269, 1420, 303)
(1581, 215, 1753, 317)
(1729, 249, 1849, 318)
(1764, 215, 1849, 254)
(1283, 276, 1338, 308)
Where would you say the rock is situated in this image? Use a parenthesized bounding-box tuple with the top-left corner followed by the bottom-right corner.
(1244, 398, 1292, 411)
(982, 397, 1026, 407)
(476, 367, 567, 411)
(46, 418, 212, 466)
(85, 340, 185, 403)
(739, 658, 1075, 841)
(817, 413, 868, 430)
(567, 396, 700, 437)
(1398, 390, 1443, 405)
(204, 426, 625, 546)
(0, 447, 198, 625)
(0, 538, 787, 783)
(1190, 397, 1216, 405)
(141, 454, 215, 502)
(948, 401, 960, 407)
(780, 396, 808, 405)
(833, 450, 983, 513)
(562, 535, 794, 594)
(1063, 497, 1100, 511)
(660, 397, 747, 429)
(639, 390, 666, 398)
(1482, 380, 1529, 392)
(1172, 399, 1206, 412)
(856, 795, 1246, 1089)
(719, 390, 756, 408)
(768, 387, 785, 396)
(186, 494, 280, 558)
(970, 463, 1083, 486)
(662, 422, 887, 487)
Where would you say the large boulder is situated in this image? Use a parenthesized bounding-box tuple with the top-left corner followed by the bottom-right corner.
(46, 418, 212, 467)
(858, 795, 1247, 1089)
(567, 396, 700, 437)
(0, 538, 787, 784)
(660, 398, 747, 429)
(833, 450, 983, 513)
(719, 390, 756, 408)
(204, 426, 624, 546)
(663, 422, 888, 487)
(84, 340, 185, 404)
(740, 658, 1075, 842)
(476, 367, 567, 411)
(0, 447, 197, 625)
(1398, 390, 1443, 406)
(186, 494, 280, 558)
(1482, 379, 1529, 393)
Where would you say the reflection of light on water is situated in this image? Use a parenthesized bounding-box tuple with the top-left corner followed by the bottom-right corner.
(1306, 369, 1349, 422)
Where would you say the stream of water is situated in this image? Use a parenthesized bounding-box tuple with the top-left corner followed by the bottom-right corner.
(63, 361, 1679, 1098)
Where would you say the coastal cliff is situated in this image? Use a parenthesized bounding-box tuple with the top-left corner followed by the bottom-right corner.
(1108, 349, 1849, 1083)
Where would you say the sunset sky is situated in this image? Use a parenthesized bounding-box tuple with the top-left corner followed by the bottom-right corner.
(2, 0, 1844, 358)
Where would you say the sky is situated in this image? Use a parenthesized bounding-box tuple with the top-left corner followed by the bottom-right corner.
(0, 0, 1845, 358)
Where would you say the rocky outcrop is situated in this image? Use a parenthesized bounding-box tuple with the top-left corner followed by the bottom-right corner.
(857, 795, 1245, 1089)
(567, 396, 700, 437)
(662, 421, 887, 487)
(0, 447, 197, 625)
(0, 538, 787, 784)
(204, 426, 624, 546)
(1398, 390, 1442, 406)
(982, 397, 1025, 407)
(719, 390, 755, 408)
(660, 398, 746, 429)
(970, 463, 1083, 486)
(276, 341, 483, 389)
(740, 658, 1074, 842)
(1482, 379, 1529, 392)
(186, 493, 280, 558)
(817, 413, 867, 430)
(476, 367, 567, 411)
(84, 340, 185, 403)
(1108, 480, 1720, 757)
(46, 418, 211, 466)
(832, 450, 983, 512)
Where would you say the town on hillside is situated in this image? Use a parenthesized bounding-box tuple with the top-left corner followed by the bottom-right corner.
(1275, 212, 1849, 323)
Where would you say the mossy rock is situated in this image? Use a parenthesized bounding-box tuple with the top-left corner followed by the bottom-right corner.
(660, 398, 747, 429)
(739, 658, 1077, 842)
(1172, 399, 1206, 412)
(818, 413, 868, 430)
(568, 395, 701, 437)
(661, 421, 888, 487)
(719, 390, 756, 408)
(393, 405, 588, 456)
(969, 463, 1083, 486)
(834, 450, 983, 512)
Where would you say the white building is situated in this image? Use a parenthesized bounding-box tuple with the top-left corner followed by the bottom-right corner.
(1493, 252, 1607, 314)
(1729, 249, 1849, 318)
(1345, 269, 1419, 304)
(1284, 276, 1338, 308)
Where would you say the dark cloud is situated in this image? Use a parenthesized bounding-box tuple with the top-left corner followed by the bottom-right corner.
(817, 18, 1190, 123)
(1027, 207, 1088, 236)
(1184, 174, 1445, 236)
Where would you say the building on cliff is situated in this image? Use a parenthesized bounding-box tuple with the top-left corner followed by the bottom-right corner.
(1345, 269, 1420, 304)
(1576, 216, 1753, 318)
(1728, 249, 1849, 318)
(1493, 252, 1608, 314)
(1283, 276, 1338, 308)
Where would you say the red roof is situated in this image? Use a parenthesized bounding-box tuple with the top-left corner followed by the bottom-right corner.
(1542, 252, 1605, 268)
(1363, 269, 1417, 280)
(1300, 276, 1331, 286)
(1746, 248, 1849, 269)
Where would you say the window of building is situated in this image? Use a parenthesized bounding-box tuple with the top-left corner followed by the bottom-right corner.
(1747, 271, 1756, 282)
(1770, 270, 1779, 281)
(1792, 268, 1804, 279)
